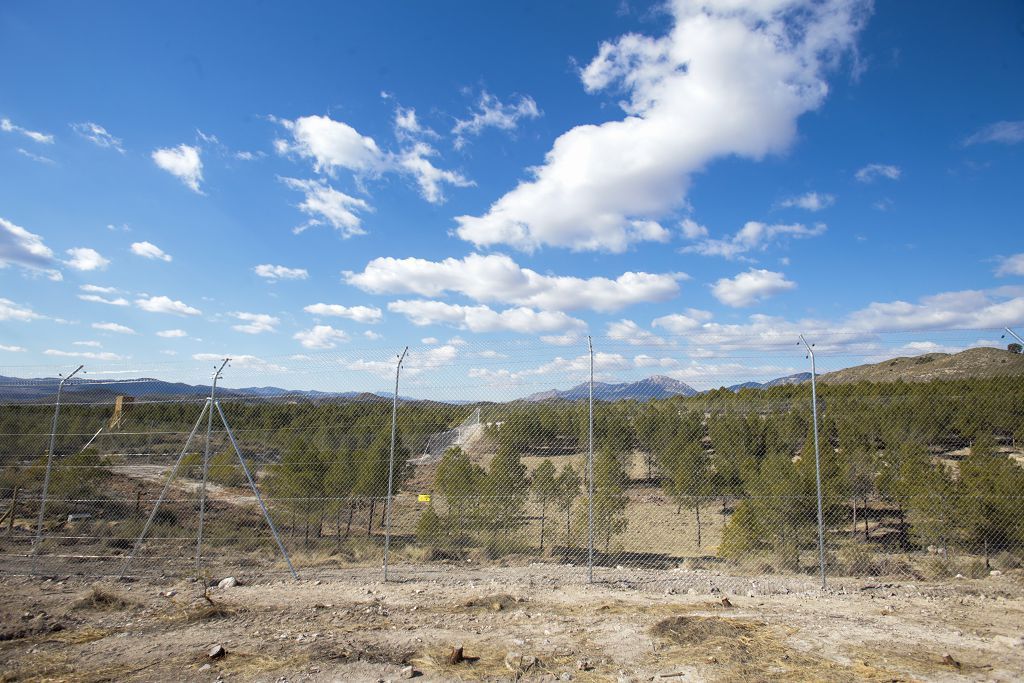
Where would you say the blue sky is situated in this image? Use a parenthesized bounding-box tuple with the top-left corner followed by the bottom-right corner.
(1, 1, 1023, 397)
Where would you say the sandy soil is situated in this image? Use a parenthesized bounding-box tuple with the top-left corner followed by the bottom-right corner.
(1, 563, 1022, 682)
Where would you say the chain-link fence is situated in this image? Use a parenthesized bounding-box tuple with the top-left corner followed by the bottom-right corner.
(2, 329, 1023, 589)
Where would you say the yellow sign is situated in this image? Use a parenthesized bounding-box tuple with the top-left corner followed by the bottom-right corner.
(417, 494, 431, 503)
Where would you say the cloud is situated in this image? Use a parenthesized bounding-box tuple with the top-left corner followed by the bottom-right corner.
(92, 321, 136, 334)
(281, 177, 370, 237)
(156, 329, 187, 338)
(855, 163, 901, 183)
(0, 344, 26, 352)
(452, 92, 541, 149)
(254, 264, 309, 280)
(303, 303, 383, 324)
(17, 148, 55, 165)
(0, 216, 61, 279)
(395, 142, 474, 203)
(78, 294, 129, 306)
(388, 300, 586, 334)
(606, 319, 668, 346)
(468, 351, 631, 386)
(130, 241, 172, 262)
(1, 117, 53, 144)
(651, 308, 713, 334)
(274, 114, 384, 175)
(345, 253, 682, 313)
(44, 349, 125, 361)
(70, 122, 124, 152)
(454, 0, 868, 252)
(275, 114, 472, 206)
(294, 324, 349, 349)
(963, 120, 1024, 146)
(347, 344, 461, 379)
(80, 284, 118, 294)
(780, 192, 835, 211)
(73, 341, 102, 347)
(394, 106, 437, 141)
(645, 286, 1024, 355)
(680, 218, 708, 240)
(64, 247, 110, 271)
(152, 144, 203, 193)
(712, 269, 796, 307)
(135, 295, 201, 316)
(231, 312, 280, 334)
(682, 221, 826, 259)
(995, 253, 1024, 277)
(192, 353, 286, 373)
(0, 298, 43, 322)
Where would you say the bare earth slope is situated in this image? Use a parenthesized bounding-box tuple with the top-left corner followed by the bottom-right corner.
(819, 347, 1024, 385)
(1, 567, 1022, 682)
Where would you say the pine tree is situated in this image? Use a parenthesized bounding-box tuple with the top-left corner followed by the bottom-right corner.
(556, 464, 581, 546)
(532, 459, 559, 551)
(587, 447, 629, 553)
(658, 433, 711, 549)
(959, 433, 1024, 567)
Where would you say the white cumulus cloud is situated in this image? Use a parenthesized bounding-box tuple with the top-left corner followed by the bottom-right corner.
(282, 177, 370, 237)
(65, 247, 110, 271)
(388, 300, 586, 334)
(156, 329, 187, 338)
(152, 144, 203, 193)
(131, 241, 172, 262)
(304, 303, 383, 324)
(0, 298, 43, 322)
(344, 253, 682, 313)
(44, 349, 125, 361)
(855, 163, 901, 183)
(683, 221, 826, 259)
(780, 192, 835, 211)
(995, 253, 1024, 278)
(712, 269, 796, 307)
(92, 321, 136, 334)
(135, 295, 201, 316)
(0, 216, 61, 279)
(254, 264, 309, 280)
(231, 312, 280, 334)
(294, 324, 349, 349)
(79, 294, 129, 306)
(452, 92, 541, 149)
(454, 0, 868, 252)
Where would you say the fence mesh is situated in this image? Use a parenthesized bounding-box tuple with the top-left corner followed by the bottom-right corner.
(2, 329, 1023, 589)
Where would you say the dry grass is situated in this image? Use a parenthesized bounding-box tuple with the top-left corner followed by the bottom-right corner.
(70, 586, 137, 612)
(649, 615, 903, 682)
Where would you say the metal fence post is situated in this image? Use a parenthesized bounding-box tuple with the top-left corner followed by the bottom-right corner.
(383, 346, 408, 582)
(1004, 327, 1024, 349)
(799, 335, 827, 589)
(196, 358, 228, 574)
(214, 400, 298, 580)
(32, 364, 84, 572)
(587, 336, 595, 584)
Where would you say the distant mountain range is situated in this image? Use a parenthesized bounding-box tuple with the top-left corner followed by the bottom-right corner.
(2, 347, 1020, 404)
(0, 375, 389, 404)
(522, 375, 699, 402)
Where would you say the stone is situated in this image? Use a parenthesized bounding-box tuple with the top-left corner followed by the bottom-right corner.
(399, 665, 416, 679)
(576, 659, 593, 671)
(208, 644, 226, 659)
(990, 570, 1003, 577)
(218, 577, 238, 589)
(505, 652, 539, 673)
(199, 664, 212, 672)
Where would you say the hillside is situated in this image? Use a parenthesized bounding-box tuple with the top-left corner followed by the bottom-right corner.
(522, 375, 699, 402)
(818, 347, 1024, 385)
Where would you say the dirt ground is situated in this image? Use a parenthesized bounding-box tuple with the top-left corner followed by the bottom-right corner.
(1, 563, 1022, 682)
